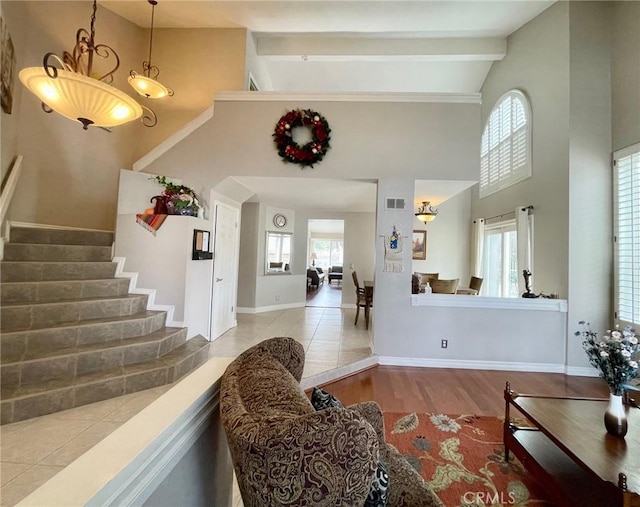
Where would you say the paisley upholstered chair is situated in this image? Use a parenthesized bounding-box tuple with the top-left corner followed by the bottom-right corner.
(220, 337, 443, 507)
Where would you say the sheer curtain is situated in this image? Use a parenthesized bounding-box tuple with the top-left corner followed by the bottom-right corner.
(516, 206, 534, 294)
(471, 218, 485, 277)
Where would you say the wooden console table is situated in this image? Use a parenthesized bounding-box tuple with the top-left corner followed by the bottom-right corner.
(504, 383, 640, 507)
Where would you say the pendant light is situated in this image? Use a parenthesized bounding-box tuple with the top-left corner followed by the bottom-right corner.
(415, 201, 439, 222)
(128, 0, 174, 100)
(18, 0, 152, 130)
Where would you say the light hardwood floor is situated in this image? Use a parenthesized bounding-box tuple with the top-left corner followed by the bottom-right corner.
(320, 366, 611, 416)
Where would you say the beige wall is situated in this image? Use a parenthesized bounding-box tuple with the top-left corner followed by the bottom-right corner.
(473, 2, 571, 297)
(611, 1, 640, 152)
(133, 28, 247, 159)
(1, 2, 248, 231)
(2, 1, 145, 230)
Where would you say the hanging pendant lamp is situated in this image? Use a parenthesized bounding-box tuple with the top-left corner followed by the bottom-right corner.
(128, 0, 174, 100)
(18, 0, 154, 130)
(415, 201, 439, 222)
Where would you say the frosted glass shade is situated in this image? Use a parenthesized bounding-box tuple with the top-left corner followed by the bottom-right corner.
(415, 213, 437, 222)
(19, 67, 142, 129)
(128, 74, 170, 99)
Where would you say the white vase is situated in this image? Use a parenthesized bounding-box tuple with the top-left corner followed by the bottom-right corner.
(604, 392, 628, 437)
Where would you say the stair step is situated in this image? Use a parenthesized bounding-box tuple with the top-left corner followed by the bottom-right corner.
(0, 294, 149, 332)
(3, 244, 112, 262)
(1, 261, 117, 283)
(9, 227, 114, 246)
(1, 311, 168, 363)
(1, 278, 131, 304)
(0, 336, 210, 425)
(0, 328, 188, 387)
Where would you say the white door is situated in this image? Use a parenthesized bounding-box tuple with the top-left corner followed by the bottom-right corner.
(211, 203, 239, 339)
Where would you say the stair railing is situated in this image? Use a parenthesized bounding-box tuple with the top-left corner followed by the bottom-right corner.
(0, 155, 24, 258)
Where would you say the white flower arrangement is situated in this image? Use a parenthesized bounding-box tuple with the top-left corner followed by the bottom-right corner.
(576, 321, 639, 396)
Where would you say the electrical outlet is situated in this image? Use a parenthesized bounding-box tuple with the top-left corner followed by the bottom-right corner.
(441, 339, 448, 349)
(275, 295, 280, 302)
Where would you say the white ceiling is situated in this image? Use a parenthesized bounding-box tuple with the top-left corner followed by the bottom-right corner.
(102, 1, 553, 209)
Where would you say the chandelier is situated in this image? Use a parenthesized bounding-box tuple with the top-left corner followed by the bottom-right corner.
(18, 0, 154, 130)
(129, 0, 174, 100)
(415, 201, 439, 222)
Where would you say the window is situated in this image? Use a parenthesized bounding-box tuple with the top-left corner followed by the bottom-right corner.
(483, 221, 519, 298)
(614, 143, 640, 327)
(309, 239, 343, 269)
(266, 232, 292, 274)
(480, 90, 532, 198)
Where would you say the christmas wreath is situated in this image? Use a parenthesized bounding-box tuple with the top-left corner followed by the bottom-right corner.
(273, 109, 331, 168)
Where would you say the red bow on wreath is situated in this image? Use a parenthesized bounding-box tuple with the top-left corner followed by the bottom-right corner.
(273, 109, 331, 168)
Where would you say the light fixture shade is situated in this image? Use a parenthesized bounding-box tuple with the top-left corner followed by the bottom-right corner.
(20, 67, 143, 129)
(415, 201, 439, 222)
(128, 73, 170, 99)
(416, 213, 437, 223)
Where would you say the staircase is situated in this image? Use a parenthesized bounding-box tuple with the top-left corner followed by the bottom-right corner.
(0, 226, 210, 425)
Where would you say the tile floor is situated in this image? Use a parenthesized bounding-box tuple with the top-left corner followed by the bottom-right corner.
(0, 307, 372, 506)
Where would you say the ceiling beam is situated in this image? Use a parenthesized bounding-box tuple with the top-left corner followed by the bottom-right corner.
(256, 36, 506, 62)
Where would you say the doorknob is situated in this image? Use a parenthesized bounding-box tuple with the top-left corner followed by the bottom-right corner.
(216, 277, 223, 282)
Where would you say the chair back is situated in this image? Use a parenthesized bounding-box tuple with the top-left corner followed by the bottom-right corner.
(469, 276, 483, 292)
(431, 278, 459, 294)
(352, 270, 360, 289)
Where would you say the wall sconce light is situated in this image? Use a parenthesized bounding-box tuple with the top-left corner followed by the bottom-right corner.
(18, 0, 155, 130)
(415, 201, 439, 222)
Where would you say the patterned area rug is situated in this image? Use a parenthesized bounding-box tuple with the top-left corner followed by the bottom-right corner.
(384, 412, 555, 507)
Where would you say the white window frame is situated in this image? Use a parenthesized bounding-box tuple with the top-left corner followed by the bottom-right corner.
(480, 89, 532, 198)
(614, 142, 640, 328)
(483, 220, 519, 298)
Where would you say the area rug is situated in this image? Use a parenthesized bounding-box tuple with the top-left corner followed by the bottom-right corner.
(384, 412, 555, 506)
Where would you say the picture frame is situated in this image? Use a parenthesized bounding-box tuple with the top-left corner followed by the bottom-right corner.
(412, 230, 427, 260)
(1, 16, 16, 115)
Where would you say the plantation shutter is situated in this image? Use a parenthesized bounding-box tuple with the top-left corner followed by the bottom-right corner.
(614, 143, 640, 327)
(480, 90, 532, 198)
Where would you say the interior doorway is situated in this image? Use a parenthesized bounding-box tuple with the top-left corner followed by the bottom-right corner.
(306, 219, 344, 308)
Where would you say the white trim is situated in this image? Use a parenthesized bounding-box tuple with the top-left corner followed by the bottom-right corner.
(300, 355, 379, 390)
(113, 256, 182, 327)
(379, 356, 565, 373)
(564, 365, 600, 377)
(411, 294, 567, 312)
(215, 91, 482, 104)
(236, 301, 306, 314)
(17, 357, 234, 507)
(132, 106, 214, 172)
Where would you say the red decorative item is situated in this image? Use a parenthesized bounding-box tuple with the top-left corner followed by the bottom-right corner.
(151, 195, 169, 214)
(273, 109, 331, 168)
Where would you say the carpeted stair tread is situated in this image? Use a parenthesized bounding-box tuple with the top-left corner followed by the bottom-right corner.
(1, 261, 117, 283)
(1, 293, 145, 308)
(9, 227, 114, 246)
(1, 326, 185, 364)
(1, 337, 209, 424)
(1, 278, 131, 304)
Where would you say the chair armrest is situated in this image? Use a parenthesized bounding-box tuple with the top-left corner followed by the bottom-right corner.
(235, 408, 379, 507)
(348, 401, 386, 450)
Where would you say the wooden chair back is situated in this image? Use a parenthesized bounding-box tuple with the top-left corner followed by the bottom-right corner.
(431, 278, 460, 294)
(469, 276, 483, 292)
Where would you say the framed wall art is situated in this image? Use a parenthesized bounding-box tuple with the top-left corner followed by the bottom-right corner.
(412, 230, 427, 260)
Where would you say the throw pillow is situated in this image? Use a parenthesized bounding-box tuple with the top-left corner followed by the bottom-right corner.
(364, 460, 389, 507)
(310, 386, 344, 410)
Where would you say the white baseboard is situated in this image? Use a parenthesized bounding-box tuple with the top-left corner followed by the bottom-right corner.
(113, 256, 183, 327)
(378, 356, 566, 373)
(564, 366, 599, 377)
(237, 302, 306, 314)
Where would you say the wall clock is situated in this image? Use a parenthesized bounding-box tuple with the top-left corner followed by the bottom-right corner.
(273, 213, 287, 228)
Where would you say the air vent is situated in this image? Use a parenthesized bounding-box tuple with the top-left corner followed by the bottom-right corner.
(385, 197, 405, 210)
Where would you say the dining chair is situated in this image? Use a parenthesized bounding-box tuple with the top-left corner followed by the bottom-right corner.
(352, 271, 370, 329)
(431, 278, 459, 294)
(469, 276, 483, 293)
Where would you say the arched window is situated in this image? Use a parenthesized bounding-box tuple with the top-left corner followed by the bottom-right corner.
(480, 90, 532, 198)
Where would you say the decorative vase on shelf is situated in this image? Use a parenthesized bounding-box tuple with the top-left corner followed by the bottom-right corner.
(604, 392, 628, 437)
(150, 195, 169, 214)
